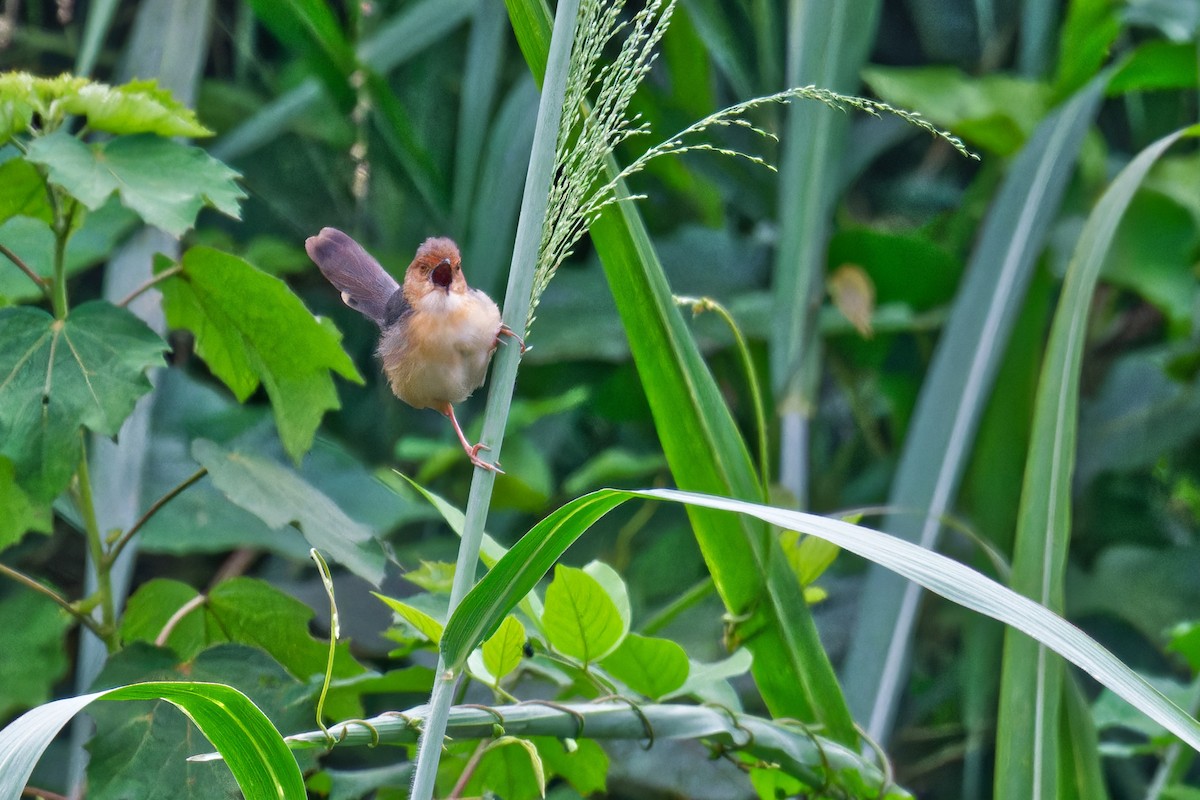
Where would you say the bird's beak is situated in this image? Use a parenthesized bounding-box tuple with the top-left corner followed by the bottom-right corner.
(432, 259, 453, 290)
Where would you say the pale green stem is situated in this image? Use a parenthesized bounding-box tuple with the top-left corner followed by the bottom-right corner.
(75, 442, 118, 651)
(406, 1, 581, 797)
(676, 295, 771, 499)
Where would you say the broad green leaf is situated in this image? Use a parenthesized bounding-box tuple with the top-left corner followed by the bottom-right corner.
(861, 66, 1051, 155)
(1109, 41, 1200, 95)
(121, 579, 212, 660)
(995, 126, 1198, 800)
(482, 616, 526, 682)
(442, 488, 1200, 756)
(1169, 621, 1200, 672)
(531, 736, 607, 796)
(0, 675, 304, 800)
(161, 248, 361, 461)
(193, 440, 385, 585)
(61, 78, 212, 137)
(375, 594, 445, 645)
(600, 633, 689, 700)
(120, 579, 368, 712)
(0, 301, 166, 500)
(582, 560, 630, 633)
(542, 565, 626, 664)
(842, 76, 1109, 741)
(0, 458, 51, 550)
(466, 737, 545, 800)
(780, 531, 839, 587)
(0, 589, 71, 718)
(86, 645, 312, 800)
(24, 132, 242, 237)
(668, 648, 754, 706)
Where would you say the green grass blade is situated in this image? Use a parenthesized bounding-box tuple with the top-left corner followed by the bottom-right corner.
(506, 0, 857, 743)
(74, 0, 121, 77)
(994, 125, 1196, 800)
(406, 2, 579, 797)
(446, 487, 1200, 755)
(211, 0, 478, 162)
(841, 75, 1109, 741)
(0, 682, 304, 800)
(453, 1, 508, 230)
(772, 0, 881, 502)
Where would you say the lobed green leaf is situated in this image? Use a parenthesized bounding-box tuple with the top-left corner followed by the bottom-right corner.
(25, 133, 242, 237)
(0, 301, 166, 501)
(159, 248, 361, 461)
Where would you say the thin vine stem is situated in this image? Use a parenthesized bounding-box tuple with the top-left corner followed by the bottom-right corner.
(0, 562, 104, 637)
(676, 295, 771, 499)
(73, 441, 118, 651)
(116, 265, 182, 308)
(107, 467, 207, 566)
(0, 242, 49, 293)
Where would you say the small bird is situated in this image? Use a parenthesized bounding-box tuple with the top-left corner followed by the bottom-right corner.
(305, 227, 523, 472)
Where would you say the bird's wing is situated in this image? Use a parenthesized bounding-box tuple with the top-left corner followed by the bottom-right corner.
(305, 227, 401, 327)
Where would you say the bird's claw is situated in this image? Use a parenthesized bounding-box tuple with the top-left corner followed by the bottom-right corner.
(497, 324, 528, 355)
(468, 447, 504, 474)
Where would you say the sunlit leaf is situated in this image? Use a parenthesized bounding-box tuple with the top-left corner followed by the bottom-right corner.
(374, 594, 445, 645)
(466, 737, 545, 800)
(482, 616, 526, 683)
(600, 633, 689, 700)
(61, 78, 213, 137)
(542, 565, 626, 664)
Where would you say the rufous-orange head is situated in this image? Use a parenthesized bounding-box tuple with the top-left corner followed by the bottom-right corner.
(403, 237, 468, 302)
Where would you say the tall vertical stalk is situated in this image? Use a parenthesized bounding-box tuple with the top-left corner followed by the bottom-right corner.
(406, 2, 580, 797)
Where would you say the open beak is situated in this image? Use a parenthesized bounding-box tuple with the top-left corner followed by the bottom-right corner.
(431, 259, 453, 290)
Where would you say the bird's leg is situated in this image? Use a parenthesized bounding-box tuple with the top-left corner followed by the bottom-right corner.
(496, 324, 527, 354)
(441, 403, 503, 473)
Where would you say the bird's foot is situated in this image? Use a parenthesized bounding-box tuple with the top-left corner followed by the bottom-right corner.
(497, 324, 528, 354)
(467, 443, 504, 474)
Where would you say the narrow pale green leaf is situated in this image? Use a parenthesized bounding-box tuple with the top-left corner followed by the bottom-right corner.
(842, 76, 1109, 741)
(25, 133, 241, 236)
(482, 616, 526, 682)
(193, 440, 385, 586)
(995, 126, 1197, 800)
(542, 565, 625, 664)
(375, 594, 445, 645)
(160, 248, 361, 461)
(0, 681, 304, 800)
(212, 0, 478, 162)
(0, 301, 166, 501)
(443, 487, 1200, 755)
(600, 633, 689, 700)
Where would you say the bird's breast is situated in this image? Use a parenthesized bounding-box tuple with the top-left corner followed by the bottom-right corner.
(378, 289, 502, 409)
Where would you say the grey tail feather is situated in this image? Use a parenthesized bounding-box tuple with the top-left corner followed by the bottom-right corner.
(305, 227, 400, 328)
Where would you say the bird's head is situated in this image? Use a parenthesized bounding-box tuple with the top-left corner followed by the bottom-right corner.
(404, 237, 468, 301)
